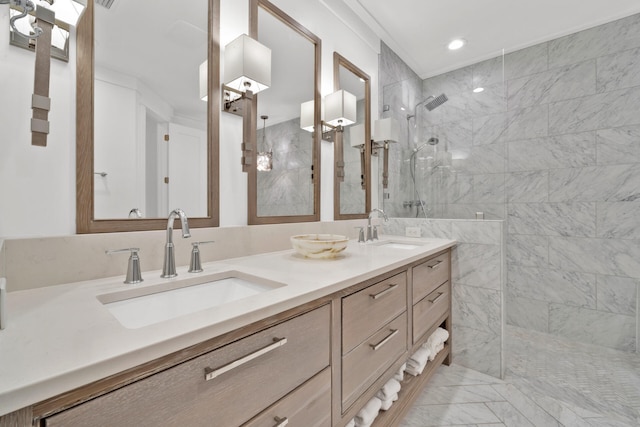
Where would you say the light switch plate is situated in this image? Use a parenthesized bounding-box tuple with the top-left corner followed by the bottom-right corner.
(405, 227, 421, 237)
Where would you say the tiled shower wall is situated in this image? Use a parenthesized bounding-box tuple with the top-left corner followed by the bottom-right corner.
(385, 218, 506, 379)
(380, 14, 640, 351)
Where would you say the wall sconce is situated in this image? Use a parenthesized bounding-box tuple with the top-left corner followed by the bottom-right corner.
(222, 34, 271, 115)
(300, 90, 356, 143)
(345, 123, 366, 189)
(221, 34, 271, 172)
(3, 0, 86, 147)
(372, 117, 400, 189)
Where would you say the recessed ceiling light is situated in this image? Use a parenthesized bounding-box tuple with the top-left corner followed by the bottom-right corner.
(448, 39, 465, 50)
(473, 87, 484, 93)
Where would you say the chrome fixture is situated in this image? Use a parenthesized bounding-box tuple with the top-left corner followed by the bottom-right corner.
(354, 226, 365, 243)
(188, 240, 214, 273)
(256, 115, 273, 172)
(406, 94, 448, 120)
(106, 248, 143, 284)
(128, 208, 142, 219)
(2, 0, 41, 39)
(367, 208, 388, 242)
(161, 208, 191, 278)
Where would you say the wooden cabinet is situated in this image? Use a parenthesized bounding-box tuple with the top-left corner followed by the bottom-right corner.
(44, 305, 330, 427)
(1, 247, 453, 427)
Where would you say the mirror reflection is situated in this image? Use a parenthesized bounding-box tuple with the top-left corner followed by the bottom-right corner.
(334, 53, 370, 219)
(93, 0, 208, 219)
(253, 1, 317, 219)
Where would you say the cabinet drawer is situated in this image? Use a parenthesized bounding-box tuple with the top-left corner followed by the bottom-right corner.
(342, 272, 407, 355)
(243, 368, 331, 427)
(44, 305, 331, 427)
(412, 252, 449, 304)
(413, 281, 450, 344)
(342, 312, 407, 410)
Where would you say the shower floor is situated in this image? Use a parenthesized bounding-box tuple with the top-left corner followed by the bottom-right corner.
(401, 325, 640, 426)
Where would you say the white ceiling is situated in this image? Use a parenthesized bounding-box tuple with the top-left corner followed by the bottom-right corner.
(341, 0, 640, 79)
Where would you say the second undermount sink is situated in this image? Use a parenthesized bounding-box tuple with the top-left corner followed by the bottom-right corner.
(371, 240, 428, 250)
(97, 271, 285, 329)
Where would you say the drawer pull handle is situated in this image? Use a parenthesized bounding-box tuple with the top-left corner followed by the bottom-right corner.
(428, 292, 445, 304)
(204, 337, 287, 381)
(370, 283, 399, 300)
(370, 329, 399, 351)
(273, 416, 289, 427)
(428, 260, 443, 269)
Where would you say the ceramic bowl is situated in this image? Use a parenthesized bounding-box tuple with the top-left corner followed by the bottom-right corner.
(290, 234, 349, 259)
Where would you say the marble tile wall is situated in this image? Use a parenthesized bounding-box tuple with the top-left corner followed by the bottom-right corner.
(256, 118, 314, 217)
(380, 14, 640, 352)
(384, 218, 505, 379)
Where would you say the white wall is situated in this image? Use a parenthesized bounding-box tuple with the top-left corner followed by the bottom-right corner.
(0, 1, 380, 237)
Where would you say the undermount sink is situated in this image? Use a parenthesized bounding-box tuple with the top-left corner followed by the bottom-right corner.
(97, 271, 285, 329)
(371, 240, 428, 250)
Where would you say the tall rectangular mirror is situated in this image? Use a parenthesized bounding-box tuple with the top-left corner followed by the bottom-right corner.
(76, 0, 219, 233)
(334, 52, 371, 219)
(248, 0, 321, 224)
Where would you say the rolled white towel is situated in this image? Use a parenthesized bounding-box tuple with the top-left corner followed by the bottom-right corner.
(394, 363, 406, 382)
(423, 327, 449, 356)
(380, 392, 399, 411)
(355, 397, 382, 426)
(376, 378, 401, 401)
(428, 342, 446, 361)
(408, 346, 431, 367)
(345, 419, 355, 427)
(405, 360, 426, 376)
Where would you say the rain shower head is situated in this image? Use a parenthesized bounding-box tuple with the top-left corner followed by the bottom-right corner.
(424, 93, 448, 111)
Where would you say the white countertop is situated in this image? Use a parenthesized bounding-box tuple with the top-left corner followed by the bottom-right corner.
(0, 236, 455, 416)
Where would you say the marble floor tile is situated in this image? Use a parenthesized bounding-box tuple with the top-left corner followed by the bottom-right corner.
(401, 326, 640, 427)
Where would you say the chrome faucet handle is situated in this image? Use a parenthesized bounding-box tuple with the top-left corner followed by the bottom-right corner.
(354, 227, 365, 243)
(372, 225, 380, 240)
(106, 248, 143, 284)
(189, 241, 215, 273)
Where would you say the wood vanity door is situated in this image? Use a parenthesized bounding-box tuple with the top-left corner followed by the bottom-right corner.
(43, 305, 331, 427)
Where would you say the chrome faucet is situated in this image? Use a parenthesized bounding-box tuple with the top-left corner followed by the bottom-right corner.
(161, 208, 191, 278)
(367, 208, 389, 241)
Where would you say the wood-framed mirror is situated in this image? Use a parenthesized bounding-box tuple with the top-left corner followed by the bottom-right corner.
(247, 0, 321, 224)
(333, 52, 371, 220)
(76, 0, 220, 233)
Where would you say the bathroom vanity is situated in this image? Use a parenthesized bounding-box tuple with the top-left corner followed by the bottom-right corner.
(0, 238, 453, 427)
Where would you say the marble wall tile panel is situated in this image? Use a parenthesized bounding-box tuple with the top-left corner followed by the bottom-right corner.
(452, 325, 503, 379)
(506, 296, 549, 333)
(597, 46, 640, 92)
(472, 174, 505, 204)
(382, 218, 454, 239)
(549, 236, 640, 278)
(445, 173, 473, 204)
(454, 142, 506, 175)
(472, 55, 504, 88)
(452, 245, 502, 291)
(466, 82, 507, 118)
(507, 234, 548, 267)
(507, 132, 596, 171)
(596, 201, 640, 239)
(504, 43, 549, 80)
(596, 125, 640, 165)
(548, 164, 640, 203)
(548, 86, 640, 135)
(473, 113, 507, 146)
(506, 171, 548, 203)
(596, 275, 638, 316)
(422, 119, 472, 154)
(507, 60, 596, 109)
(379, 41, 421, 91)
(548, 13, 640, 69)
(507, 202, 596, 237)
(444, 203, 507, 220)
(507, 265, 596, 308)
(423, 66, 473, 97)
(548, 304, 636, 351)
(505, 105, 548, 141)
(451, 220, 503, 245)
